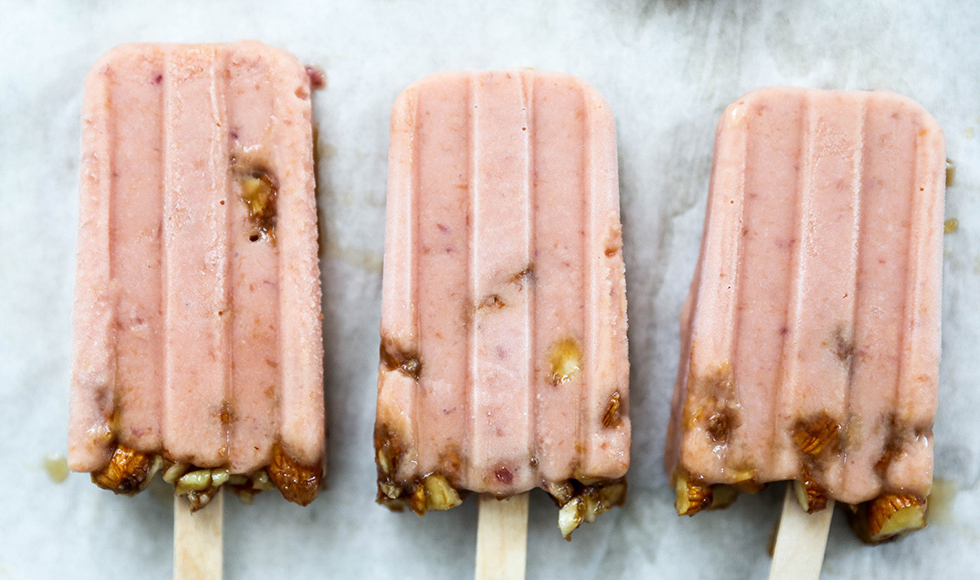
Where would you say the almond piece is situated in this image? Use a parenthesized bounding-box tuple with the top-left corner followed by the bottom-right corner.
(423, 474, 462, 511)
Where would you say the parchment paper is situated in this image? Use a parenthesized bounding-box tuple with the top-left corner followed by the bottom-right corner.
(1, 1, 977, 578)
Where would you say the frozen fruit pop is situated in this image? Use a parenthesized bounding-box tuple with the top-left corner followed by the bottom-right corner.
(375, 70, 630, 538)
(68, 42, 324, 508)
(666, 87, 945, 543)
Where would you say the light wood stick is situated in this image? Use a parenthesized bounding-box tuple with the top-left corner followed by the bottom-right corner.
(769, 483, 833, 580)
(475, 492, 529, 580)
(174, 488, 224, 580)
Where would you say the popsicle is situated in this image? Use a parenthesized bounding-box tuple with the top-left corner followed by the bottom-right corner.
(665, 87, 945, 544)
(68, 42, 325, 510)
(375, 70, 630, 541)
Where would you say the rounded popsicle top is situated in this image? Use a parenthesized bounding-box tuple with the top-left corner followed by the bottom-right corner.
(719, 86, 943, 140)
(84, 41, 314, 105)
(391, 69, 615, 129)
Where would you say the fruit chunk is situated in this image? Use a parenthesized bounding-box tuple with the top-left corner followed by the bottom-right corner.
(549, 337, 582, 386)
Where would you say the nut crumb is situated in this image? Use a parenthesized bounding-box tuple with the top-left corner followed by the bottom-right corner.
(267, 444, 322, 506)
(549, 337, 582, 386)
(380, 336, 423, 380)
(43, 454, 70, 484)
(675, 472, 712, 516)
(478, 294, 506, 310)
(422, 474, 462, 511)
(706, 409, 735, 443)
(792, 412, 842, 459)
(793, 477, 828, 513)
(239, 169, 278, 242)
(602, 392, 622, 428)
(92, 445, 162, 495)
(509, 265, 534, 288)
(850, 493, 927, 544)
(549, 478, 627, 540)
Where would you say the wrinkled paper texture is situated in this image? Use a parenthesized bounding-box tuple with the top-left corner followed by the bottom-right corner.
(1, 1, 977, 578)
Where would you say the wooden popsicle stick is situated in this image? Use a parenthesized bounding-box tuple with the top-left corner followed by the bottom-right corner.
(174, 488, 224, 580)
(475, 492, 529, 580)
(769, 483, 834, 580)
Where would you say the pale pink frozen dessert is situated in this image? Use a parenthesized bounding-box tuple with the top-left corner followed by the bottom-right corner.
(68, 42, 324, 508)
(375, 70, 629, 538)
(666, 87, 945, 542)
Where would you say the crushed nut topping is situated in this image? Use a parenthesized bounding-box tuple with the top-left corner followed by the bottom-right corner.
(793, 477, 828, 513)
(240, 170, 278, 242)
(374, 423, 626, 538)
(89, 441, 320, 510)
(673, 471, 743, 516)
(683, 364, 741, 451)
(91, 445, 162, 495)
(675, 472, 713, 516)
(706, 409, 735, 443)
(850, 493, 927, 544)
(602, 392, 623, 428)
(380, 336, 422, 380)
(792, 412, 842, 458)
(267, 444, 322, 506)
(422, 473, 463, 511)
(548, 478, 627, 540)
(558, 497, 585, 539)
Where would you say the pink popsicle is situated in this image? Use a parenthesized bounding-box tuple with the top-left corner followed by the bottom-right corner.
(666, 87, 945, 542)
(68, 42, 324, 508)
(375, 70, 630, 538)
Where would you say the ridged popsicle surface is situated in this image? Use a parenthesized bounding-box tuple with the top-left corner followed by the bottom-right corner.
(375, 71, 629, 533)
(666, 87, 944, 516)
(68, 42, 324, 506)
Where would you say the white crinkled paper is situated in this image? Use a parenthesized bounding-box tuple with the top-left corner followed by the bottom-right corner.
(1, 1, 977, 578)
